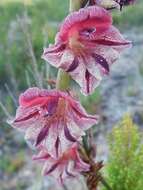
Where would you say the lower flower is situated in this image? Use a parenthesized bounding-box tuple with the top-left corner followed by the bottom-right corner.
(33, 145, 90, 183)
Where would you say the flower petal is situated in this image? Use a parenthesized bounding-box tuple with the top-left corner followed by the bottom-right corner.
(84, 25, 131, 48)
(35, 125, 49, 146)
(10, 106, 42, 131)
(42, 44, 65, 67)
(66, 57, 79, 72)
(45, 122, 59, 158)
(64, 125, 77, 142)
(59, 6, 112, 41)
(92, 53, 109, 73)
(32, 149, 50, 161)
(71, 101, 99, 130)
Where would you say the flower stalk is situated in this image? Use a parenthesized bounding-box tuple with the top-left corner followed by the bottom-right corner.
(56, 69, 71, 90)
(80, 143, 112, 190)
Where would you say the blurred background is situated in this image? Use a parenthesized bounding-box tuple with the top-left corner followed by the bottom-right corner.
(0, 0, 143, 189)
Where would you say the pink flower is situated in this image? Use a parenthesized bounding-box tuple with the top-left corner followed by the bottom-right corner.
(9, 87, 98, 158)
(42, 6, 131, 95)
(33, 145, 89, 183)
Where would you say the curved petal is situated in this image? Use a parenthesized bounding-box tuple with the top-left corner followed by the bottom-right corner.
(45, 122, 59, 158)
(75, 151, 90, 172)
(82, 25, 131, 49)
(65, 118, 85, 139)
(24, 124, 43, 148)
(19, 87, 61, 108)
(83, 71, 101, 95)
(59, 131, 76, 157)
(59, 6, 112, 41)
(93, 45, 120, 66)
(59, 49, 75, 70)
(42, 44, 65, 67)
(32, 149, 50, 161)
(67, 60, 86, 89)
(70, 103, 99, 130)
(19, 87, 48, 107)
(9, 106, 42, 131)
(84, 55, 104, 77)
(42, 158, 62, 178)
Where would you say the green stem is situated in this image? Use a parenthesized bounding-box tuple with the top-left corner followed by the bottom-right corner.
(56, 69, 71, 90)
(56, 0, 84, 90)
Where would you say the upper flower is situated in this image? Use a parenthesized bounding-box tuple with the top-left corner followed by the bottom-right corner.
(33, 145, 89, 183)
(42, 6, 131, 95)
(9, 87, 98, 158)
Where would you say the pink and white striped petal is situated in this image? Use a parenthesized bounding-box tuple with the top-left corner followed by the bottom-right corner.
(33, 146, 89, 183)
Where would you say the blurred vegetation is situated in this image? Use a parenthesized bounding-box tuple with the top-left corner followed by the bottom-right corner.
(113, 0, 143, 28)
(102, 115, 143, 190)
(80, 87, 101, 113)
(0, 0, 68, 89)
(0, 150, 25, 174)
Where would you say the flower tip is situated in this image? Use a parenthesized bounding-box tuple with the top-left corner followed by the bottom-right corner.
(125, 40, 132, 48)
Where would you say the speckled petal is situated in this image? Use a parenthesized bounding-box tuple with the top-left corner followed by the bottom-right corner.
(34, 146, 90, 182)
(70, 102, 99, 130)
(42, 43, 65, 67)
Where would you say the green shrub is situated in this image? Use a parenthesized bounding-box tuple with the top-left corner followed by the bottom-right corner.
(102, 115, 143, 190)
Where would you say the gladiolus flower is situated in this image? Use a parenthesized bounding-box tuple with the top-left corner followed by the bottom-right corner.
(33, 145, 89, 183)
(9, 87, 98, 158)
(42, 6, 131, 95)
